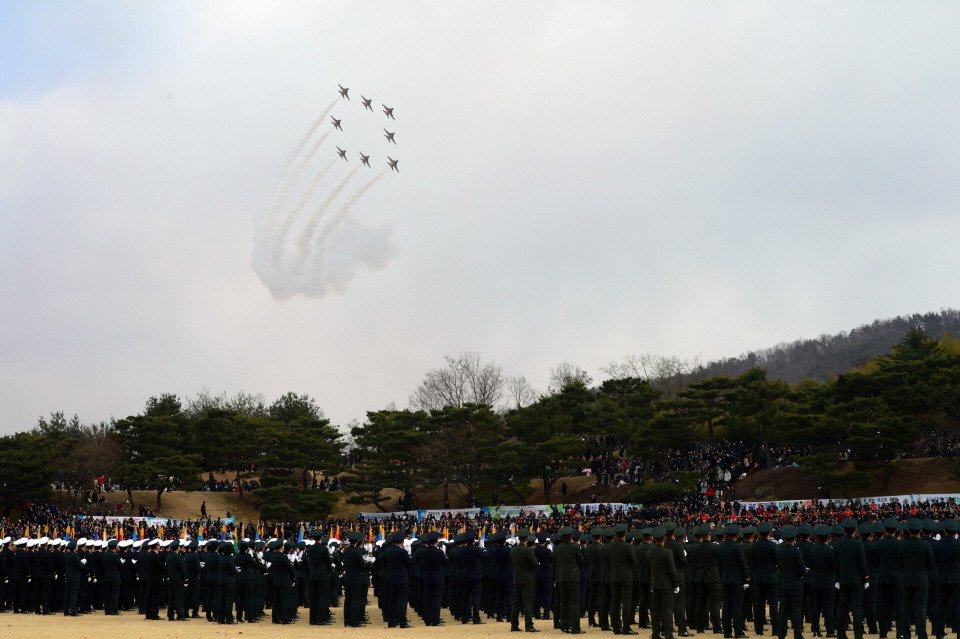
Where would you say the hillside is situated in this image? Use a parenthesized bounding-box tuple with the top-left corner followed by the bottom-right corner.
(694, 309, 960, 383)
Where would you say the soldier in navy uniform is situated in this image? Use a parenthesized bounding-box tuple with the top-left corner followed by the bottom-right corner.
(417, 531, 448, 626)
(381, 531, 414, 628)
(305, 529, 333, 625)
(102, 539, 122, 615)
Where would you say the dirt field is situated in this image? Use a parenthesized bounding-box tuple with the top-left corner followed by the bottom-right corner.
(0, 606, 937, 639)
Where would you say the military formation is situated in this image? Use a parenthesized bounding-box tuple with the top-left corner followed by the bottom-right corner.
(1, 516, 959, 639)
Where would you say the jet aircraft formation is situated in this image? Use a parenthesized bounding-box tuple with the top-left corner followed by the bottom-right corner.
(331, 85, 399, 172)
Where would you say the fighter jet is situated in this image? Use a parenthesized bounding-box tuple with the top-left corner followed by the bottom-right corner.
(382, 105, 395, 120)
(383, 129, 396, 144)
(336, 146, 347, 161)
(359, 152, 371, 167)
(387, 157, 399, 172)
(331, 116, 342, 131)
(338, 84, 350, 100)
(361, 96, 373, 111)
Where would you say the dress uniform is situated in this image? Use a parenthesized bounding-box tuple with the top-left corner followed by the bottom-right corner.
(554, 526, 586, 634)
(648, 526, 680, 639)
(834, 518, 869, 639)
(342, 531, 371, 627)
(586, 527, 604, 628)
(776, 527, 807, 639)
(810, 525, 839, 637)
(664, 522, 690, 637)
(753, 523, 780, 635)
(102, 540, 122, 615)
(305, 529, 333, 624)
(899, 518, 935, 639)
(875, 518, 903, 639)
(165, 540, 187, 621)
(608, 523, 638, 635)
(510, 531, 540, 632)
(380, 531, 414, 628)
(718, 523, 749, 639)
(689, 523, 721, 634)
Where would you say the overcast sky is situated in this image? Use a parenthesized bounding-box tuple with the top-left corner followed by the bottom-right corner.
(2, 1, 958, 435)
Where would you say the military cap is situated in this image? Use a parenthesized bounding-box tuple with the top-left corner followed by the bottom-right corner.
(346, 531, 363, 542)
(663, 521, 678, 532)
(282, 540, 296, 551)
(674, 526, 686, 538)
(857, 522, 872, 535)
(388, 531, 405, 543)
(160, 539, 171, 547)
(428, 531, 443, 543)
(814, 524, 831, 536)
(328, 538, 341, 546)
(780, 526, 798, 540)
(589, 526, 603, 537)
(66, 540, 77, 549)
(148, 538, 160, 546)
(38, 536, 50, 544)
(652, 526, 667, 539)
(0, 537, 10, 545)
(309, 528, 324, 538)
(613, 523, 628, 534)
(831, 525, 844, 536)
(536, 532, 549, 543)
(724, 524, 741, 535)
(711, 529, 723, 541)
(741, 526, 756, 535)
(296, 540, 306, 550)
(757, 523, 773, 534)
(207, 539, 220, 548)
(526, 534, 537, 543)
(517, 528, 531, 537)
(945, 520, 960, 533)
(267, 539, 281, 549)
(170, 540, 181, 549)
(107, 539, 119, 548)
(871, 522, 884, 535)
(693, 524, 711, 536)
(222, 541, 235, 550)
(573, 531, 582, 541)
(641, 528, 654, 537)
(603, 527, 615, 537)
(797, 524, 813, 535)
(907, 518, 923, 532)
(551, 533, 562, 544)
(559, 526, 574, 536)
(188, 540, 199, 549)
(923, 518, 937, 533)
(841, 517, 858, 529)
(464, 531, 477, 542)
(883, 517, 899, 529)
(627, 530, 640, 541)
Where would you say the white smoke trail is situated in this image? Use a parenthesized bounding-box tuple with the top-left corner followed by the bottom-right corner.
(314, 171, 387, 248)
(265, 99, 337, 208)
(268, 129, 332, 227)
(269, 158, 337, 267)
(293, 168, 359, 259)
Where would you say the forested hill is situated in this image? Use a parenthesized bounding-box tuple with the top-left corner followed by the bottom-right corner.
(695, 309, 960, 383)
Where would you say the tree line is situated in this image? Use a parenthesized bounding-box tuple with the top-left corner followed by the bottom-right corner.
(2, 326, 959, 522)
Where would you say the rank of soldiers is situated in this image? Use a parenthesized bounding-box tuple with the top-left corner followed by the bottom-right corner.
(0, 516, 958, 639)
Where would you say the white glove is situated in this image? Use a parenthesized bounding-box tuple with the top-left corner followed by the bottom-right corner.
(266, 562, 272, 568)
(132, 559, 137, 564)
(835, 582, 840, 589)
(120, 559, 126, 564)
(54, 575, 58, 580)
(864, 582, 870, 590)
(200, 562, 205, 568)
(28, 578, 32, 583)
(673, 587, 679, 594)
(743, 584, 749, 590)
(257, 552, 263, 559)
(80, 558, 87, 565)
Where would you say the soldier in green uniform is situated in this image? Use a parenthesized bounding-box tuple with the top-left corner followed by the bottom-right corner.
(636, 528, 654, 629)
(599, 527, 615, 631)
(510, 531, 540, 632)
(898, 518, 934, 639)
(932, 519, 960, 639)
(834, 518, 869, 639)
(776, 526, 806, 639)
(664, 521, 690, 637)
(753, 522, 780, 635)
(648, 525, 679, 639)
(689, 523, 721, 634)
(875, 518, 902, 639)
(554, 526, 585, 634)
(809, 524, 838, 638)
(586, 527, 604, 628)
(609, 522, 638, 635)
(718, 523, 749, 639)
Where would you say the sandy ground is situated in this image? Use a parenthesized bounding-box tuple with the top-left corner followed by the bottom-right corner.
(0, 605, 928, 639)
